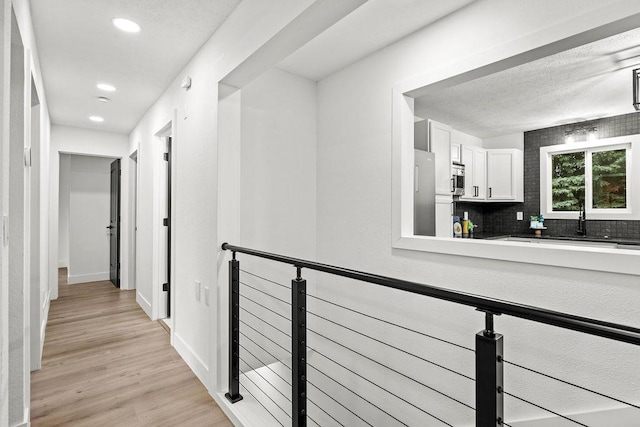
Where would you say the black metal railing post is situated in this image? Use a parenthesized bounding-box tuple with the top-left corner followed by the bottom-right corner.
(292, 267, 307, 427)
(476, 312, 503, 426)
(225, 253, 243, 403)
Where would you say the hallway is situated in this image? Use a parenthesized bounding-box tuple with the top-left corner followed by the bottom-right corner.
(30, 270, 232, 426)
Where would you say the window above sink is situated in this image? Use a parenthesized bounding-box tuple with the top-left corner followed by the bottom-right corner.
(540, 136, 639, 220)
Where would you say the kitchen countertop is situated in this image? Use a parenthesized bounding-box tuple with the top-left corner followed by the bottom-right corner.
(463, 232, 640, 246)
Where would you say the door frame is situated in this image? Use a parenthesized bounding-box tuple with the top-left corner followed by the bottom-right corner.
(129, 149, 138, 291)
(109, 159, 121, 288)
(154, 119, 175, 324)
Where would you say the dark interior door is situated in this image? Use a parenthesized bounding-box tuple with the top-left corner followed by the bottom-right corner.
(109, 159, 121, 288)
(165, 137, 172, 317)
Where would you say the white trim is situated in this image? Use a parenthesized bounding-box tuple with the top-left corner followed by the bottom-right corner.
(510, 406, 637, 426)
(14, 408, 29, 427)
(136, 291, 152, 319)
(173, 332, 209, 386)
(57, 260, 67, 268)
(213, 392, 245, 427)
(540, 136, 637, 220)
(66, 272, 109, 284)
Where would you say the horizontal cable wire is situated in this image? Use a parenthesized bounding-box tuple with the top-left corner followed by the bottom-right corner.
(308, 362, 408, 427)
(503, 391, 588, 427)
(240, 356, 291, 405)
(505, 359, 640, 410)
(240, 293, 290, 322)
(239, 327, 292, 361)
(309, 346, 455, 427)
(240, 269, 291, 290)
(241, 280, 291, 306)
(307, 292, 474, 353)
(239, 376, 286, 427)
(308, 309, 474, 381)
(239, 342, 292, 391)
(240, 366, 291, 421)
(308, 398, 345, 427)
(308, 379, 374, 427)
(241, 306, 292, 339)
(309, 328, 474, 412)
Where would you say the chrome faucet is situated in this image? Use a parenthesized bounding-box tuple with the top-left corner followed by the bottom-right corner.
(577, 202, 586, 236)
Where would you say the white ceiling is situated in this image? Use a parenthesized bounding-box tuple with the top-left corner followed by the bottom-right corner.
(30, 0, 241, 134)
(33, 0, 637, 139)
(414, 27, 640, 139)
(277, 0, 474, 81)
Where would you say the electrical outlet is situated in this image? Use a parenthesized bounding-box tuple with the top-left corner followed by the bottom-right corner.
(195, 281, 201, 301)
(516, 212, 523, 221)
(204, 287, 209, 306)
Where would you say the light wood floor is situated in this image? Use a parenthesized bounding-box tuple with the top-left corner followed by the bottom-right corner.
(30, 270, 233, 426)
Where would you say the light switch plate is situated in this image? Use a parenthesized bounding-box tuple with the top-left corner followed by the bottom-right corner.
(516, 211, 524, 221)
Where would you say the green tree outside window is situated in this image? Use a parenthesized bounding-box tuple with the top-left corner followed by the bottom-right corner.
(551, 149, 627, 211)
(552, 151, 585, 211)
(592, 149, 626, 209)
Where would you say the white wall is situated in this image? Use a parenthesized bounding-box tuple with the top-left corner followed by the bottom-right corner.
(483, 132, 524, 150)
(57, 153, 69, 268)
(231, 68, 317, 375)
(128, 0, 640, 425)
(314, 0, 640, 424)
(0, 2, 7, 420)
(7, 7, 27, 423)
(128, 1, 329, 404)
(240, 68, 317, 258)
(49, 125, 129, 298)
(1, 0, 52, 424)
(67, 155, 113, 284)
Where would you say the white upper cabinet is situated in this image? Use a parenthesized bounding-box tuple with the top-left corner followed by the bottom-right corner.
(460, 145, 487, 200)
(487, 149, 523, 201)
(451, 143, 461, 163)
(428, 120, 453, 195)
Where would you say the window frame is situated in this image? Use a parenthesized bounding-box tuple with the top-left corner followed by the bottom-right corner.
(540, 136, 637, 220)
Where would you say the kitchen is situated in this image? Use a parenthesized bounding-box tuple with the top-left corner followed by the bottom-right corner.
(410, 25, 640, 252)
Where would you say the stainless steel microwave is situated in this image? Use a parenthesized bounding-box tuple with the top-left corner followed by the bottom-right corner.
(452, 162, 465, 196)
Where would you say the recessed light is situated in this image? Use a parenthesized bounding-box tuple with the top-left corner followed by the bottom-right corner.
(90, 116, 104, 123)
(112, 17, 141, 33)
(98, 96, 110, 103)
(97, 83, 116, 92)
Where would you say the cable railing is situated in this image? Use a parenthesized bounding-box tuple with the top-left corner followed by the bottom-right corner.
(222, 243, 640, 427)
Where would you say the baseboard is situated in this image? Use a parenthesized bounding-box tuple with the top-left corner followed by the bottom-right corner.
(173, 332, 209, 386)
(58, 260, 67, 268)
(510, 406, 637, 426)
(40, 317, 47, 349)
(13, 408, 29, 427)
(136, 292, 152, 319)
(213, 392, 245, 427)
(67, 272, 109, 284)
(40, 289, 51, 359)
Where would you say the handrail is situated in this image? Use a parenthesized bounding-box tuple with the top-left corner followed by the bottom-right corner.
(222, 243, 640, 346)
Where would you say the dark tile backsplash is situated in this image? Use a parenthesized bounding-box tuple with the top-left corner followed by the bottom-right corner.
(459, 112, 640, 239)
